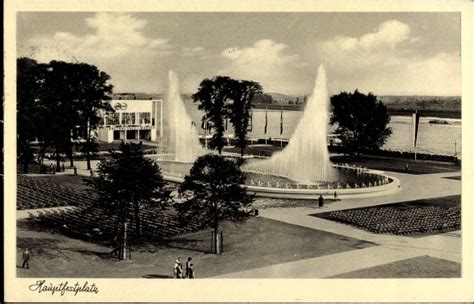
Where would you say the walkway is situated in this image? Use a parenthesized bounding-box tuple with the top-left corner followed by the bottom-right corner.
(215, 170, 462, 278)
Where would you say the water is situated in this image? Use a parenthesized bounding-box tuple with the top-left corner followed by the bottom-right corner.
(185, 102, 462, 158)
(243, 65, 335, 182)
(161, 71, 205, 162)
(383, 116, 461, 157)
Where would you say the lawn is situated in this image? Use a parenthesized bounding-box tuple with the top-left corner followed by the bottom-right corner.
(330, 155, 460, 174)
(330, 255, 461, 278)
(254, 197, 337, 209)
(314, 195, 461, 237)
(17, 217, 374, 278)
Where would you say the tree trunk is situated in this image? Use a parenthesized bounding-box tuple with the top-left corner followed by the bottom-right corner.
(134, 205, 141, 238)
(23, 161, 29, 174)
(69, 145, 74, 167)
(22, 141, 30, 173)
(121, 220, 128, 260)
(85, 121, 92, 171)
(86, 151, 91, 170)
(55, 147, 61, 171)
(213, 213, 221, 254)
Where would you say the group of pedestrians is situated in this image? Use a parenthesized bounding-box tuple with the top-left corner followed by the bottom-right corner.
(174, 256, 194, 278)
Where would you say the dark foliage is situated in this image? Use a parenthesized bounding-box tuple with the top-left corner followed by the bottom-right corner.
(192, 76, 262, 155)
(330, 90, 392, 155)
(175, 154, 254, 235)
(16, 57, 113, 172)
(87, 142, 172, 239)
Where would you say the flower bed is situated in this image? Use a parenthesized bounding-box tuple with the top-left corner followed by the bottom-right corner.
(17, 175, 96, 210)
(314, 196, 461, 236)
(22, 205, 201, 244)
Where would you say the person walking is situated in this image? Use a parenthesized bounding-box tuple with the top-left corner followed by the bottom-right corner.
(188, 262, 195, 279)
(73, 166, 78, 176)
(318, 195, 324, 208)
(185, 257, 194, 278)
(174, 257, 183, 278)
(21, 248, 30, 269)
(333, 190, 338, 201)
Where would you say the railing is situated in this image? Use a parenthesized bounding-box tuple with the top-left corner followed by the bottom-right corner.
(161, 163, 393, 190)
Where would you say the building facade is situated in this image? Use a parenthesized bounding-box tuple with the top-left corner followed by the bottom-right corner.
(98, 99, 162, 143)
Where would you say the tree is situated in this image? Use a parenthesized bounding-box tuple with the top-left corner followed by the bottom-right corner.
(71, 63, 113, 170)
(193, 76, 262, 155)
(229, 80, 262, 156)
(252, 93, 273, 104)
(17, 58, 114, 171)
(192, 77, 234, 154)
(41, 60, 83, 170)
(17, 58, 43, 173)
(87, 142, 171, 259)
(330, 90, 392, 155)
(175, 154, 254, 254)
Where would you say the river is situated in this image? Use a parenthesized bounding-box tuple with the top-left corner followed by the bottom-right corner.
(184, 103, 462, 157)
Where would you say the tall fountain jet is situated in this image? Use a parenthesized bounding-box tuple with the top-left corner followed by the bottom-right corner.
(161, 70, 205, 163)
(244, 64, 335, 182)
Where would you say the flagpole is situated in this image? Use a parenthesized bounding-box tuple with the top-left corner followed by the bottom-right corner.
(264, 107, 268, 145)
(280, 107, 283, 148)
(413, 110, 420, 161)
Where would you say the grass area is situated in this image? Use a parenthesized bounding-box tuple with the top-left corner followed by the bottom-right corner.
(223, 145, 283, 157)
(330, 155, 460, 174)
(95, 141, 158, 152)
(17, 217, 374, 278)
(330, 255, 460, 278)
(254, 197, 337, 209)
(314, 195, 461, 237)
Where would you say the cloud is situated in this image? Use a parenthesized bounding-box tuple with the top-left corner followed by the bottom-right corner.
(317, 19, 460, 95)
(321, 20, 410, 52)
(220, 39, 308, 93)
(18, 13, 176, 93)
(181, 47, 206, 57)
(19, 13, 174, 63)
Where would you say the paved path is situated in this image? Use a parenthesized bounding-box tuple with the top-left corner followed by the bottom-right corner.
(216, 170, 462, 278)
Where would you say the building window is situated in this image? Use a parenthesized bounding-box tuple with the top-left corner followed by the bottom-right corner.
(139, 112, 151, 125)
(122, 112, 136, 125)
(106, 112, 120, 125)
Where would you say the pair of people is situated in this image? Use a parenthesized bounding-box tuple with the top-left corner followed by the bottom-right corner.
(174, 257, 194, 278)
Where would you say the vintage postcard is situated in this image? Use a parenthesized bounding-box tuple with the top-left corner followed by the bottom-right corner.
(4, 0, 474, 302)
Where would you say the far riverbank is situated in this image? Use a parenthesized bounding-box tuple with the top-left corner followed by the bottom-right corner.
(253, 104, 461, 119)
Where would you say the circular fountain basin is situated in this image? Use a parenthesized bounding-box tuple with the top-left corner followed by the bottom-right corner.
(150, 157, 400, 200)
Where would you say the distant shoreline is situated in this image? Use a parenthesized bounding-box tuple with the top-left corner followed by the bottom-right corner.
(253, 104, 461, 119)
(386, 109, 460, 119)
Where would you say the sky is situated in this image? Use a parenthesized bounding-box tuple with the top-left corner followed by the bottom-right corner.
(17, 12, 461, 96)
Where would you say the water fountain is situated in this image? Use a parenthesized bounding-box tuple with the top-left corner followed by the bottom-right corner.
(243, 64, 336, 182)
(156, 67, 399, 199)
(160, 70, 206, 162)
